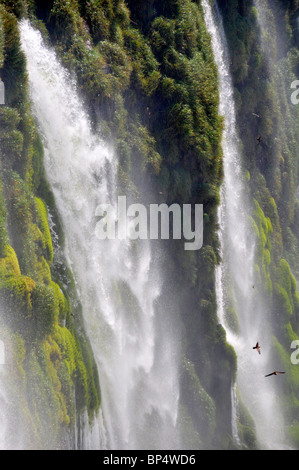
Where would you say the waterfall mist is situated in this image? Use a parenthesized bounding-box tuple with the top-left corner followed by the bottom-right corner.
(0, 368, 17, 450)
(202, 0, 286, 449)
(0, 335, 16, 450)
(0, 321, 27, 450)
(0, 309, 8, 450)
(20, 20, 182, 450)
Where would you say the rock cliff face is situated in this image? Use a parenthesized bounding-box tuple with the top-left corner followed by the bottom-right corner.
(218, 0, 299, 448)
(0, 0, 297, 450)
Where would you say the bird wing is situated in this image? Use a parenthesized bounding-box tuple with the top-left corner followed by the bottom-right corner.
(265, 371, 285, 377)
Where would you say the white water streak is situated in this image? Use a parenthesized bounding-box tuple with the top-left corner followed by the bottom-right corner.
(202, 0, 286, 449)
(20, 20, 181, 450)
(0, 334, 26, 450)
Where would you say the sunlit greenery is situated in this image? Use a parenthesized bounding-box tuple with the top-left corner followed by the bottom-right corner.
(0, 2, 100, 449)
(0, 0, 297, 450)
(219, 0, 299, 446)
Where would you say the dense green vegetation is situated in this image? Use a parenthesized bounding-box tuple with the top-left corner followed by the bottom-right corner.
(218, 0, 299, 447)
(0, 0, 236, 449)
(0, 2, 100, 449)
(25, 0, 234, 449)
(0, 0, 297, 450)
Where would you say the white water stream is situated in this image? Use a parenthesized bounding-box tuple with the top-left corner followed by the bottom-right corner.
(20, 20, 181, 450)
(202, 0, 286, 449)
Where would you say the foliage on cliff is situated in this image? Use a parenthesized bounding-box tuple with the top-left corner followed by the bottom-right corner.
(0, 0, 236, 449)
(0, 3, 100, 449)
(5, 0, 298, 450)
(218, 0, 299, 447)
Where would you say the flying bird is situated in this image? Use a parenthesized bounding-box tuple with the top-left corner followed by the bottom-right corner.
(253, 342, 261, 355)
(265, 371, 285, 377)
(252, 112, 260, 118)
(257, 136, 261, 144)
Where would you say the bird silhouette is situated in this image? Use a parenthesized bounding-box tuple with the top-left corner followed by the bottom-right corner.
(257, 136, 261, 144)
(265, 371, 285, 377)
(253, 342, 261, 355)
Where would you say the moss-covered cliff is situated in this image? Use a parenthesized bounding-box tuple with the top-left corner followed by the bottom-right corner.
(218, 0, 299, 448)
(0, 0, 237, 449)
(0, 0, 297, 451)
(0, 2, 100, 449)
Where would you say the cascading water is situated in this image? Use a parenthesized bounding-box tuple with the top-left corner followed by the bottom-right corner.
(202, 1, 286, 449)
(0, 327, 27, 450)
(0, 317, 6, 449)
(0, 362, 9, 450)
(20, 20, 181, 450)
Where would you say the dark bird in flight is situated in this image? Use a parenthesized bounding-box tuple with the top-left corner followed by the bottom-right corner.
(257, 136, 261, 144)
(253, 342, 261, 355)
(265, 371, 285, 377)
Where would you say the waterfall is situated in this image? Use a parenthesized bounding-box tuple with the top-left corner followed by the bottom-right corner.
(202, 1, 286, 449)
(20, 20, 181, 450)
(0, 366, 9, 450)
(0, 329, 27, 450)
